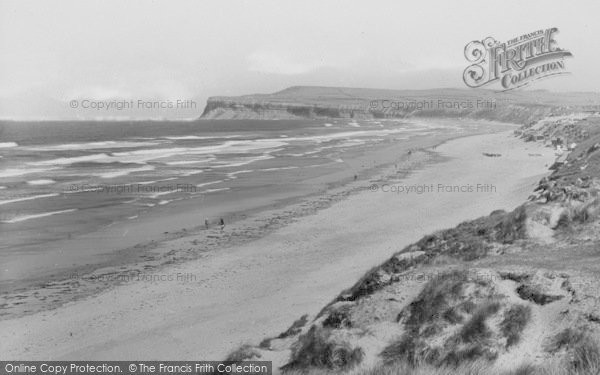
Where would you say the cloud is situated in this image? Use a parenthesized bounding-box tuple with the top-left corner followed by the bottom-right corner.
(247, 50, 327, 75)
(65, 87, 132, 101)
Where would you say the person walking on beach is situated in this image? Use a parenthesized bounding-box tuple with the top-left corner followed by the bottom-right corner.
(205, 219, 209, 229)
(219, 218, 225, 229)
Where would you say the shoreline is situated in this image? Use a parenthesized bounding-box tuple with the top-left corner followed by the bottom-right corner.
(0, 119, 503, 319)
(0, 127, 556, 360)
(0, 138, 439, 318)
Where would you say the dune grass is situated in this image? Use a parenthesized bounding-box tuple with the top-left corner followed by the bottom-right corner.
(260, 314, 310, 349)
(283, 350, 600, 375)
(381, 270, 504, 367)
(282, 326, 364, 372)
(224, 344, 261, 362)
(458, 301, 501, 344)
(546, 328, 587, 353)
(401, 270, 467, 328)
(500, 304, 532, 348)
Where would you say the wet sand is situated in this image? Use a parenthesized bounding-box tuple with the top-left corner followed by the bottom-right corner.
(0, 128, 556, 362)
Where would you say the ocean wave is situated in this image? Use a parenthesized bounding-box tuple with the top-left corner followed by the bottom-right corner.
(200, 187, 230, 194)
(63, 186, 104, 194)
(133, 202, 155, 207)
(259, 166, 300, 172)
(148, 190, 176, 199)
(164, 136, 207, 140)
(164, 156, 216, 165)
(0, 167, 59, 178)
(1, 209, 77, 224)
(113, 140, 285, 159)
(292, 140, 367, 156)
(196, 180, 223, 188)
(109, 143, 236, 164)
(28, 154, 111, 166)
(180, 170, 204, 176)
(163, 134, 242, 140)
(0, 142, 18, 148)
(25, 140, 286, 168)
(135, 177, 178, 185)
(212, 154, 274, 169)
(92, 165, 156, 179)
(226, 170, 254, 179)
(272, 128, 408, 145)
(0, 193, 60, 206)
(24, 141, 160, 151)
(27, 179, 56, 186)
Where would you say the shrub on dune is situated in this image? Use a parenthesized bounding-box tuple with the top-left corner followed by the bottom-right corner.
(225, 344, 261, 362)
(283, 326, 364, 372)
(500, 304, 532, 348)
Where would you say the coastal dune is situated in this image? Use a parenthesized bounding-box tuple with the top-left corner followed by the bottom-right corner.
(0, 129, 555, 362)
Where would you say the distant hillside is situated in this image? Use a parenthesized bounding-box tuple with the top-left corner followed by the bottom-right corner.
(200, 86, 600, 124)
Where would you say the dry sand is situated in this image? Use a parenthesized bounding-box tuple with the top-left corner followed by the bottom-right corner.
(0, 130, 556, 361)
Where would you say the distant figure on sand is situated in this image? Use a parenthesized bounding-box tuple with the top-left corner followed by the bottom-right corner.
(354, 174, 357, 181)
(205, 219, 209, 229)
(219, 218, 225, 229)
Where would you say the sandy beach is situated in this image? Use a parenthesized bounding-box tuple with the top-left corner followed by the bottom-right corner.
(0, 119, 490, 292)
(0, 129, 555, 362)
(3, 3, 599, 373)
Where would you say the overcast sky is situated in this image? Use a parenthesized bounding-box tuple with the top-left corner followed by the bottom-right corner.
(1, 0, 599, 120)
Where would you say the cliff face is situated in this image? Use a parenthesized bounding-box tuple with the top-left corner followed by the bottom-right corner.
(200, 86, 600, 125)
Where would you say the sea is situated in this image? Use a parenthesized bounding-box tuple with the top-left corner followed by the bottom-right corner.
(0, 118, 469, 287)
